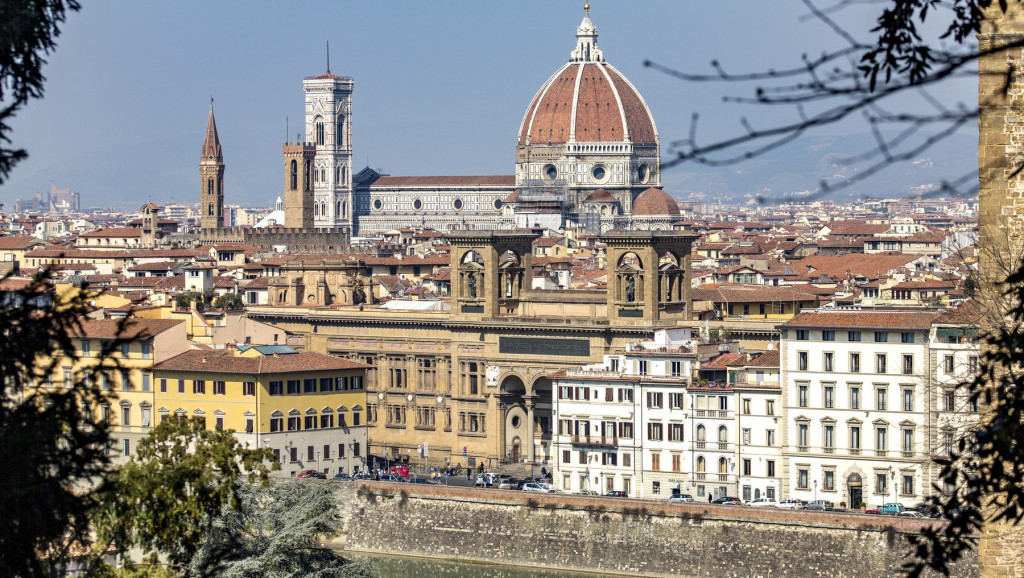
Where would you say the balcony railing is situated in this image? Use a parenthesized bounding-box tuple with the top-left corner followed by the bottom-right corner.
(902, 450, 914, 458)
(717, 442, 729, 450)
(718, 474, 729, 482)
(797, 446, 809, 453)
(823, 447, 835, 454)
(849, 448, 860, 455)
(876, 449, 887, 457)
(695, 441, 706, 449)
(695, 473, 707, 480)
(696, 409, 729, 418)
(571, 435, 618, 446)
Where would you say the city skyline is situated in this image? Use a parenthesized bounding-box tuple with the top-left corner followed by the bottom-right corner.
(1, 1, 976, 210)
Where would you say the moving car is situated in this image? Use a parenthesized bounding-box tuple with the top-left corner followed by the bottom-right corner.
(668, 493, 694, 503)
(605, 490, 627, 497)
(332, 473, 353, 481)
(297, 469, 326, 479)
(522, 482, 556, 493)
(804, 500, 834, 511)
(777, 499, 804, 510)
(747, 498, 779, 508)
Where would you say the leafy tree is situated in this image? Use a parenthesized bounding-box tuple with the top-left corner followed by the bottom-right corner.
(212, 292, 243, 310)
(92, 416, 277, 576)
(0, 270, 127, 577)
(0, 0, 80, 184)
(188, 480, 376, 578)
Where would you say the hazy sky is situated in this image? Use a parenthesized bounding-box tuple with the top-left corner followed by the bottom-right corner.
(0, 1, 976, 210)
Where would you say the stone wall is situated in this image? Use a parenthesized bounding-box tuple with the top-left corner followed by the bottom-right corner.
(334, 482, 977, 577)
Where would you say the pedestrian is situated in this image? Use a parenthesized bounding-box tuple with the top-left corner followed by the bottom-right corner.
(708, 493, 713, 503)
(467, 468, 472, 482)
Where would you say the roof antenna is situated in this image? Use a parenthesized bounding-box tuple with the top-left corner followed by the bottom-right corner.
(286, 116, 289, 143)
(326, 40, 330, 73)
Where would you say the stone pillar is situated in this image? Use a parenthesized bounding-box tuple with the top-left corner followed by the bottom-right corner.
(527, 401, 536, 463)
(977, 7, 1024, 577)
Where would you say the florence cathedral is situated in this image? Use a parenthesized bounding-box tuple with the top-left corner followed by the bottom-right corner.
(275, 5, 681, 237)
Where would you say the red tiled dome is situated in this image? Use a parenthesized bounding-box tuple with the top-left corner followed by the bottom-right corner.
(632, 187, 680, 216)
(518, 61, 657, 146)
(584, 188, 617, 202)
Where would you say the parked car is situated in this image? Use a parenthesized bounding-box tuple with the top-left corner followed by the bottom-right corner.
(711, 496, 741, 505)
(668, 493, 694, 503)
(605, 490, 627, 498)
(898, 511, 927, 518)
(297, 469, 326, 479)
(497, 477, 520, 490)
(777, 499, 805, 510)
(879, 503, 905, 515)
(475, 472, 500, 487)
(378, 474, 404, 482)
(522, 482, 556, 493)
(406, 478, 435, 485)
(864, 508, 883, 515)
(332, 473, 353, 481)
(747, 498, 779, 508)
(804, 500, 834, 511)
(574, 490, 600, 496)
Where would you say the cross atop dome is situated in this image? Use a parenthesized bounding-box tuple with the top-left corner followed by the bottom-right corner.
(570, 3, 603, 62)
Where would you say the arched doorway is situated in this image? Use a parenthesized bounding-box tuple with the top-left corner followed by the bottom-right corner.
(848, 473, 863, 509)
(500, 376, 527, 463)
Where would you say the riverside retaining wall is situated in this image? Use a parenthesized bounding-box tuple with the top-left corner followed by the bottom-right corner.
(332, 482, 977, 577)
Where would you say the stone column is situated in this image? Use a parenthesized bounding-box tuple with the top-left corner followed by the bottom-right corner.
(527, 400, 536, 463)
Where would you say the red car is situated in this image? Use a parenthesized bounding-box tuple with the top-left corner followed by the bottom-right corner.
(297, 469, 326, 479)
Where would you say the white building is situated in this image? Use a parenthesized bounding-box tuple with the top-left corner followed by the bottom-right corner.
(551, 327, 783, 501)
(779, 309, 940, 509)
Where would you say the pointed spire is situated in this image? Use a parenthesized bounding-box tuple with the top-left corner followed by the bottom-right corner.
(201, 98, 223, 162)
(326, 40, 330, 74)
(571, 3, 603, 62)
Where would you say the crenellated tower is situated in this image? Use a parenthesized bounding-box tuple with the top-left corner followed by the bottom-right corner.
(199, 99, 225, 231)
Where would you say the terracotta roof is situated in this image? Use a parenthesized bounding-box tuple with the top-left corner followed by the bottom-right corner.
(789, 253, 918, 280)
(825, 221, 889, 236)
(703, 352, 745, 369)
(80, 227, 142, 238)
(934, 299, 981, 325)
(72, 318, 184, 339)
(519, 61, 656, 145)
(692, 284, 818, 303)
(781, 310, 940, 330)
(632, 187, 680, 217)
(127, 261, 181, 271)
(154, 348, 370, 374)
(745, 350, 780, 368)
(0, 236, 45, 250)
(369, 175, 514, 187)
(583, 189, 618, 203)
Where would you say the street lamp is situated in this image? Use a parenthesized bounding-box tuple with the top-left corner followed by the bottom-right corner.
(813, 479, 818, 502)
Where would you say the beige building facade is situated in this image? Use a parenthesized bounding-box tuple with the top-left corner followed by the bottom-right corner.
(248, 230, 697, 470)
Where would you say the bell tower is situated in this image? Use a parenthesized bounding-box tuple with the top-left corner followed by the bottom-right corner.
(303, 60, 354, 232)
(199, 99, 225, 232)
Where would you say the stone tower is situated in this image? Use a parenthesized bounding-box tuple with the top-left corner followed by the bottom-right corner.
(199, 100, 225, 232)
(140, 202, 159, 248)
(303, 67, 353, 232)
(977, 6, 1024, 576)
(283, 142, 316, 228)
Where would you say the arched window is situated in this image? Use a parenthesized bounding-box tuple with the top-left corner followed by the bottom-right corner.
(719, 457, 728, 474)
(696, 424, 706, 441)
(696, 456, 706, 472)
(337, 115, 345, 146)
(315, 118, 325, 146)
(207, 203, 214, 216)
(207, 178, 213, 195)
(336, 201, 342, 216)
(341, 166, 347, 185)
(304, 160, 311, 191)
(718, 425, 728, 443)
(290, 160, 298, 190)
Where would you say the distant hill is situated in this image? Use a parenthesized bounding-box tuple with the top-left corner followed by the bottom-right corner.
(660, 131, 977, 204)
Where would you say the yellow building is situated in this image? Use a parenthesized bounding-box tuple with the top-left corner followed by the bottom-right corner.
(153, 345, 370, 477)
(60, 318, 190, 459)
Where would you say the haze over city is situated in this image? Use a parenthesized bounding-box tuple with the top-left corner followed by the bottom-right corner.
(1, 1, 975, 210)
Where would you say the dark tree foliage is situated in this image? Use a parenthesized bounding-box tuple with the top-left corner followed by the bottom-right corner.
(0, 0, 81, 185)
(93, 416, 277, 576)
(904, 269, 1024, 576)
(645, 0, 1023, 202)
(0, 270, 128, 577)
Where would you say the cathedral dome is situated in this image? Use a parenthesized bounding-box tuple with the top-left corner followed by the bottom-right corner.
(632, 187, 680, 216)
(517, 11, 657, 147)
